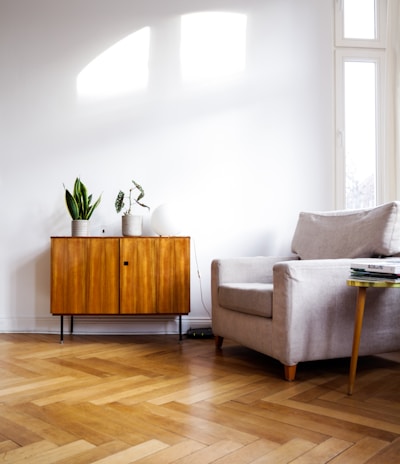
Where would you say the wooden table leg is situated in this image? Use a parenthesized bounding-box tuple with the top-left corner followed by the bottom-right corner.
(348, 286, 367, 395)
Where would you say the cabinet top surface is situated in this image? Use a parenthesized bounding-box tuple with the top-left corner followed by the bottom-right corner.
(51, 236, 190, 239)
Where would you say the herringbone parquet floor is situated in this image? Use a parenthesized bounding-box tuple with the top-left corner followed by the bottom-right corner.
(0, 333, 399, 463)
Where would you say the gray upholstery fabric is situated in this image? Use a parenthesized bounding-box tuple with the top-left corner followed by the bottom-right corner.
(211, 202, 400, 377)
(291, 201, 400, 259)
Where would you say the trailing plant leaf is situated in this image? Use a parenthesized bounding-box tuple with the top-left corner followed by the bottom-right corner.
(132, 180, 145, 201)
(115, 180, 150, 215)
(115, 191, 125, 214)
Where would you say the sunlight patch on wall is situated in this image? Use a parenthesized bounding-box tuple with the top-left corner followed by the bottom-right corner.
(77, 27, 150, 99)
(180, 12, 247, 82)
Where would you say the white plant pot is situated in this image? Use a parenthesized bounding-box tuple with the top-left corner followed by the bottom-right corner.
(71, 219, 89, 237)
(122, 215, 143, 236)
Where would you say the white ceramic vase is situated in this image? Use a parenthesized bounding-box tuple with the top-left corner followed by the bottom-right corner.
(71, 219, 89, 237)
(122, 215, 143, 236)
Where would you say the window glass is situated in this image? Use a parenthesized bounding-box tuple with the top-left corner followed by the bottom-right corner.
(344, 61, 377, 209)
(343, 0, 376, 40)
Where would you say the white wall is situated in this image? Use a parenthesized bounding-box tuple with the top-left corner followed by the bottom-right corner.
(0, 0, 334, 334)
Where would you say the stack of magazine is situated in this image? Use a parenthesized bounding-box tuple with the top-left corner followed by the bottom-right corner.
(350, 258, 400, 282)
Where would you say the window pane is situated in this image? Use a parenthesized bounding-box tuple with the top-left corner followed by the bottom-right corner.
(344, 61, 376, 209)
(344, 0, 376, 39)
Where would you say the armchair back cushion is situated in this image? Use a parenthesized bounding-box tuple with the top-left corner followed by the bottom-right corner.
(291, 201, 400, 259)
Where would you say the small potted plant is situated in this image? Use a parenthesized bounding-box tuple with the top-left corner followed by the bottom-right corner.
(64, 177, 102, 236)
(115, 179, 150, 236)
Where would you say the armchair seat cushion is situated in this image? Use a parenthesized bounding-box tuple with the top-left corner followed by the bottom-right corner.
(219, 283, 273, 318)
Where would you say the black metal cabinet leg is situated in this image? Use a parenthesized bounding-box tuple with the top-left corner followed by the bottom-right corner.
(60, 316, 64, 344)
(179, 315, 182, 341)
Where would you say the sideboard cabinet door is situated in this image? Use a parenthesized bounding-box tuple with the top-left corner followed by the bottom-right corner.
(157, 237, 190, 314)
(120, 237, 157, 314)
(120, 237, 190, 314)
(51, 237, 120, 314)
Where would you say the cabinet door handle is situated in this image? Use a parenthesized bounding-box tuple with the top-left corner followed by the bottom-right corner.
(124, 261, 129, 266)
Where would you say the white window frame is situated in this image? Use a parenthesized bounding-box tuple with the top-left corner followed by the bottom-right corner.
(334, 0, 388, 209)
(335, 0, 387, 48)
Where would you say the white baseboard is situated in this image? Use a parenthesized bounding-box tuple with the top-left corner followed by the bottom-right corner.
(0, 316, 212, 335)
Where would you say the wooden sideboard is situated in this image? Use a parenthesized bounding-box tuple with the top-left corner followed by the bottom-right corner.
(50, 236, 190, 341)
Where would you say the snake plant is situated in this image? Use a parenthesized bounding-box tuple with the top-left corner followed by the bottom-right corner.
(64, 177, 102, 220)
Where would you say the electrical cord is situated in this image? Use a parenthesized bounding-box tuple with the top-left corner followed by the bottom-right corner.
(192, 237, 211, 318)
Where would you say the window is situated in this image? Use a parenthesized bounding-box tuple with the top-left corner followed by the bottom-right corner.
(335, 0, 387, 47)
(335, 0, 387, 209)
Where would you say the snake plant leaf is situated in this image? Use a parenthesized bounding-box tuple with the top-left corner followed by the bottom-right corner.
(65, 189, 80, 219)
(79, 180, 89, 218)
(72, 178, 82, 217)
(73, 177, 81, 200)
(86, 194, 102, 220)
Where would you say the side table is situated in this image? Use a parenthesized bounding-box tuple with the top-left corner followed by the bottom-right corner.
(346, 278, 400, 395)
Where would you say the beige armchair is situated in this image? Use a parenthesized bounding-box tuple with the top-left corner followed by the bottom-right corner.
(212, 202, 400, 380)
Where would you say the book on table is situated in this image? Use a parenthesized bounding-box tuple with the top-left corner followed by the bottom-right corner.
(350, 270, 400, 282)
(350, 258, 400, 282)
(350, 257, 400, 275)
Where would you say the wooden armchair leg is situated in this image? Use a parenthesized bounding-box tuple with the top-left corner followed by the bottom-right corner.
(284, 364, 297, 381)
(215, 335, 224, 349)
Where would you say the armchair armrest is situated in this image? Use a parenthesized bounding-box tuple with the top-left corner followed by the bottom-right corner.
(211, 255, 298, 355)
(272, 258, 355, 365)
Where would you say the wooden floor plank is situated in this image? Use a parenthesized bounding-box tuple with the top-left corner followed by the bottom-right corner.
(50, 441, 134, 464)
(289, 437, 353, 463)
(90, 439, 169, 464)
(251, 437, 316, 464)
(207, 400, 330, 445)
(95, 375, 196, 406)
(0, 440, 57, 463)
(0, 440, 20, 454)
(327, 436, 389, 463)
(13, 440, 95, 464)
(209, 439, 279, 464)
(280, 398, 400, 434)
(133, 439, 206, 464)
(171, 439, 243, 464)
(363, 437, 400, 464)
